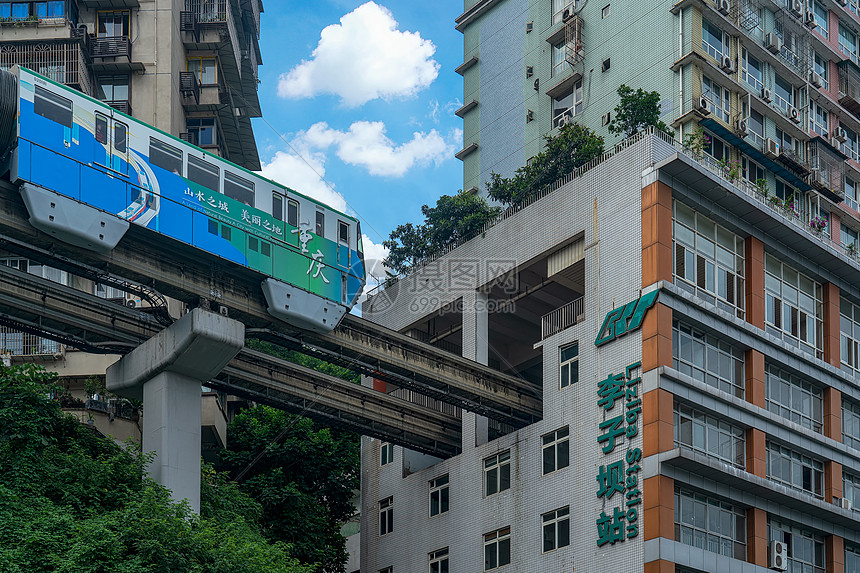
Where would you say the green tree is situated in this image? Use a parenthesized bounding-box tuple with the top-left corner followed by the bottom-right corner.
(486, 122, 605, 207)
(247, 339, 359, 383)
(382, 221, 431, 276)
(219, 406, 360, 573)
(607, 84, 670, 138)
(0, 364, 312, 573)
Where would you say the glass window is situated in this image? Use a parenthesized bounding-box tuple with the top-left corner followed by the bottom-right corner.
(315, 210, 325, 237)
(552, 80, 583, 128)
(844, 472, 860, 512)
(813, 1, 828, 37)
(34, 85, 72, 128)
(843, 127, 860, 165)
(768, 518, 825, 573)
(674, 486, 746, 560)
(702, 19, 727, 60)
(848, 544, 860, 572)
(96, 75, 129, 103)
(842, 224, 859, 256)
(674, 402, 745, 468)
(542, 507, 570, 552)
(429, 547, 449, 573)
(702, 76, 730, 123)
(776, 127, 798, 157)
(742, 49, 763, 91)
(809, 101, 828, 137)
(187, 155, 219, 193)
(187, 57, 217, 85)
(429, 474, 449, 517)
(380, 441, 394, 465)
(765, 365, 822, 432)
(559, 342, 579, 388)
(484, 527, 511, 570)
(767, 442, 824, 498)
(186, 117, 217, 147)
(223, 171, 254, 206)
(673, 201, 746, 319)
(672, 321, 745, 397)
(272, 193, 283, 221)
(764, 253, 823, 357)
(10, 2, 27, 20)
(484, 451, 511, 496)
(844, 398, 860, 450)
(97, 10, 129, 37)
(542, 426, 570, 474)
(114, 121, 127, 154)
(149, 138, 182, 174)
(378, 497, 393, 536)
(774, 74, 795, 113)
(742, 155, 765, 183)
(812, 52, 829, 91)
(551, 0, 576, 23)
(552, 40, 568, 77)
(287, 199, 299, 228)
(840, 298, 860, 377)
(841, 22, 859, 64)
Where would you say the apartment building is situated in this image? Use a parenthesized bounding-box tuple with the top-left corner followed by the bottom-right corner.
(359, 0, 860, 571)
(0, 0, 263, 447)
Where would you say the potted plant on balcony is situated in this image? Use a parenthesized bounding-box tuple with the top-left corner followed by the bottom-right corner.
(717, 158, 741, 183)
(848, 242, 859, 258)
(809, 213, 828, 234)
(682, 126, 709, 160)
(754, 178, 769, 199)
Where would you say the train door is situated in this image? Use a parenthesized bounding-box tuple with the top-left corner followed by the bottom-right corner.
(337, 220, 350, 267)
(93, 111, 129, 176)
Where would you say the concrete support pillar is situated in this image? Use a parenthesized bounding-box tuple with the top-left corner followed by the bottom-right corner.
(745, 237, 765, 329)
(745, 349, 766, 408)
(461, 290, 489, 448)
(644, 560, 675, 573)
(825, 386, 842, 443)
(106, 308, 244, 513)
(827, 535, 845, 573)
(643, 388, 674, 457)
(641, 181, 673, 289)
(746, 507, 768, 567)
(643, 475, 674, 542)
(825, 461, 844, 504)
(642, 302, 672, 373)
(823, 283, 841, 369)
(746, 428, 767, 478)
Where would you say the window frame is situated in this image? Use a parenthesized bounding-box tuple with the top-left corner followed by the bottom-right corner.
(764, 253, 823, 357)
(672, 320, 745, 398)
(484, 450, 511, 497)
(559, 342, 579, 388)
(766, 441, 824, 498)
(483, 526, 511, 571)
(429, 547, 449, 573)
(378, 497, 393, 536)
(380, 441, 394, 466)
(674, 401, 745, 468)
(674, 486, 747, 560)
(542, 506, 570, 553)
(767, 518, 825, 573)
(429, 474, 449, 517)
(541, 426, 570, 475)
(765, 364, 823, 433)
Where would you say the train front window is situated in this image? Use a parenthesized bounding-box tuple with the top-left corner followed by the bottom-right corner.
(114, 122, 127, 153)
(149, 138, 182, 174)
(339, 221, 349, 246)
(187, 155, 219, 193)
(34, 85, 72, 128)
(315, 211, 325, 237)
(95, 114, 108, 144)
(223, 172, 254, 206)
(288, 200, 299, 228)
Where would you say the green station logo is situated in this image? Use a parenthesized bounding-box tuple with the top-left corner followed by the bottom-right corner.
(594, 290, 658, 347)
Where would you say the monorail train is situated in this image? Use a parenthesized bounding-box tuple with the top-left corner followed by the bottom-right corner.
(0, 66, 365, 332)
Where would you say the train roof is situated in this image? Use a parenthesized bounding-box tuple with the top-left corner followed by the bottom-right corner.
(13, 66, 358, 224)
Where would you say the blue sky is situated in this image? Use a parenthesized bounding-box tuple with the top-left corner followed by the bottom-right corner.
(251, 0, 465, 277)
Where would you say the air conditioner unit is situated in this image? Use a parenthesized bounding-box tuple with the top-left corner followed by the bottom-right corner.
(766, 138, 780, 157)
(836, 127, 848, 142)
(805, 10, 817, 27)
(526, 109, 534, 122)
(842, 497, 854, 510)
(721, 55, 736, 73)
(770, 540, 789, 571)
(761, 87, 773, 102)
(602, 112, 611, 126)
(839, 0, 849, 6)
(718, 0, 731, 15)
(736, 118, 749, 136)
(562, 7, 574, 21)
(833, 136, 844, 149)
(696, 95, 712, 115)
(765, 32, 782, 54)
(526, 66, 534, 78)
(526, 21, 534, 32)
(790, 0, 804, 16)
(789, 106, 801, 123)
(558, 113, 572, 126)
(809, 71, 823, 88)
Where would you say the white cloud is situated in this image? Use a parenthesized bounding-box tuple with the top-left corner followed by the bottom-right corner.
(277, 2, 439, 107)
(361, 233, 390, 281)
(298, 121, 455, 177)
(258, 149, 347, 213)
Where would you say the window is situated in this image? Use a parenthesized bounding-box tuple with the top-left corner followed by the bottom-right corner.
(703, 131, 728, 162)
(96, 75, 129, 103)
(672, 321, 745, 397)
(541, 426, 569, 474)
(767, 442, 824, 498)
(559, 342, 579, 388)
(187, 57, 217, 85)
(429, 474, 449, 517)
(379, 568, 392, 573)
(483, 527, 511, 570)
(602, 58, 610, 72)
(674, 486, 746, 559)
(315, 210, 325, 237)
(844, 471, 860, 511)
(765, 365, 822, 432)
(429, 547, 449, 573)
(223, 172, 254, 206)
(0, 1, 65, 20)
(149, 138, 182, 174)
(674, 402, 745, 468)
(741, 0, 762, 37)
(809, 101, 828, 137)
(848, 544, 860, 572)
(813, 1, 828, 37)
(702, 76, 730, 122)
(114, 121, 127, 154)
(220, 224, 231, 241)
(272, 193, 283, 221)
(97, 10, 129, 37)
(702, 19, 727, 61)
(840, 22, 858, 64)
(552, 40, 569, 77)
(767, 518, 824, 573)
(207, 219, 218, 235)
(379, 497, 393, 536)
(602, 4, 610, 17)
(673, 201, 746, 319)
(842, 224, 859, 256)
(774, 74, 795, 114)
(186, 117, 217, 147)
(841, 299, 860, 376)
(742, 155, 765, 183)
(287, 199, 299, 228)
(551, 80, 583, 127)
(34, 85, 72, 128)
(187, 155, 219, 193)
(1, 258, 67, 285)
(844, 399, 860, 449)
(484, 451, 510, 496)
(776, 127, 798, 157)
(843, 127, 860, 164)
(741, 49, 763, 91)
(37, 1, 64, 18)
(551, 0, 575, 23)
(542, 507, 570, 552)
(764, 253, 823, 356)
(338, 220, 351, 265)
(380, 441, 394, 465)
(812, 52, 829, 91)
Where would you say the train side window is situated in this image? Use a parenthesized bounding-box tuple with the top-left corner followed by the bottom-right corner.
(34, 85, 73, 128)
(223, 171, 254, 206)
(187, 155, 219, 193)
(207, 219, 218, 235)
(287, 200, 299, 228)
(249, 235, 258, 252)
(315, 210, 325, 237)
(338, 221, 349, 246)
(149, 137, 182, 173)
(114, 121, 127, 153)
(272, 193, 283, 221)
(95, 113, 108, 144)
(261, 241, 270, 257)
(220, 224, 231, 241)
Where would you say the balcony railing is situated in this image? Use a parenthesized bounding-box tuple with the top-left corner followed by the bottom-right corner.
(185, 0, 228, 23)
(807, 138, 846, 203)
(0, 41, 92, 95)
(179, 71, 200, 103)
(541, 296, 584, 339)
(839, 60, 860, 119)
(0, 327, 62, 356)
(388, 387, 462, 419)
(104, 99, 131, 115)
(90, 36, 131, 60)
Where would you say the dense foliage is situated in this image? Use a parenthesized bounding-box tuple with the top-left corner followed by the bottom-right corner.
(247, 339, 360, 384)
(0, 364, 311, 573)
(607, 84, 670, 138)
(219, 406, 360, 573)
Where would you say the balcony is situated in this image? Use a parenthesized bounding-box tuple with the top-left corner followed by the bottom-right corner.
(179, 71, 229, 110)
(541, 296, 584, 339)
(0, 327, 63, 357)
(89, 35, 144, 73)
(839, 60, 860, 119)
(179, 71, 200, 104)
(807, 137, 847, 203)
(0, 41, 93, 95)
(103, 100, 131, 115)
